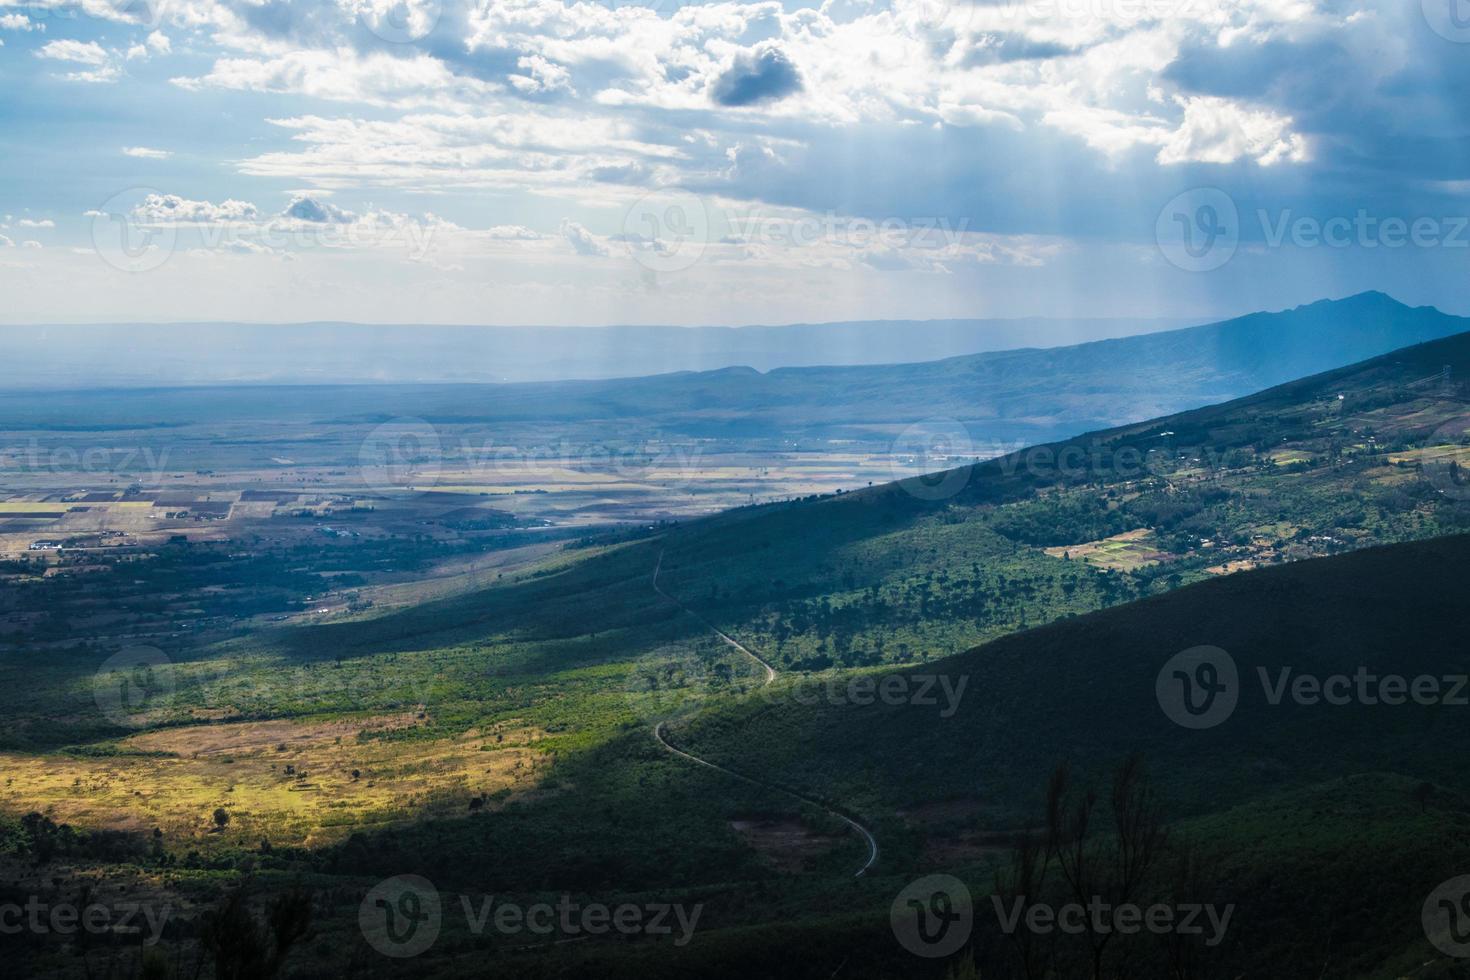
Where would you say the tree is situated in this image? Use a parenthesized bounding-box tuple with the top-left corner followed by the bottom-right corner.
(201, 885, 313, 980)
(213, 807, 231, 832)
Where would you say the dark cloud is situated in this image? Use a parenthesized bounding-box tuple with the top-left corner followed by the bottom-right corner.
(710, 47, 803, 107)
(960, 33, 1081, 67)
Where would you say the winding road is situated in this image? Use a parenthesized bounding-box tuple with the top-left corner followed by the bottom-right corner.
(650, 550, 878, 877)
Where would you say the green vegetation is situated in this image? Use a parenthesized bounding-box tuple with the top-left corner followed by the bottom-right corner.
(5, 324, 1470, 976)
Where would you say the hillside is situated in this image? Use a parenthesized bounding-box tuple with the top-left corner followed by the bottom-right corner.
(7, 319, 1470, 978)
(676, 533, 1470, 817)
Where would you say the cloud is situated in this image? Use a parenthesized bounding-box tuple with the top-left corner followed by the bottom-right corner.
(35, 39, 108, 66)
(282, 195, 354, 223)
(17, 218, 54, 228)
(133, 194, 261, 224)
(147, 31, 170, 55)
(710, 46, 803, 107)
(0, 13, 41, 31)
(35, 38, 119, 82)
(1156, 96, 1309, 167)
(560, 219, 608, 257)
(20, 240, 42, 249)
(0, 235, 12, 248)
(485, 225, 547, 240)
(172, 48, 495, 108)
(123, 146, 173, 159)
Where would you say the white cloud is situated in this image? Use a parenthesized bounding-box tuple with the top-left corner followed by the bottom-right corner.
(123, 146, 173, 159)
(281, 195, 355, 223)
(173, 48, 496, 108)
(485, 225, 547, 240)
(35, 39, 108, 66)
(133, 194, 260, 224)
(35, 38, 120, 82)
(0, 235, 12, 248)
(1157, 96, 1310, 167)
(0, 13, 41, 31)
(17, 218, 54, 228)
(560, 219, 609, 257)
(20, 240, 42, 249)
(146, 31, 170, 55)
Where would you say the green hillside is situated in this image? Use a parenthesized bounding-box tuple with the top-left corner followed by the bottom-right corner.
(7, 324, 1470, 978)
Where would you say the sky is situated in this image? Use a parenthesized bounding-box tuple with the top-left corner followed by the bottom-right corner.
(0, 0, 1468, 326)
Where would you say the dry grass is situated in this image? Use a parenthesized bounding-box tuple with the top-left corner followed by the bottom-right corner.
(0, 716, 551, 848)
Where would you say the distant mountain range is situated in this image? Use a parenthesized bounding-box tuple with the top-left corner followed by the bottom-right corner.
(0, 315, 1192, 387)
(0, 293, 1463, 455)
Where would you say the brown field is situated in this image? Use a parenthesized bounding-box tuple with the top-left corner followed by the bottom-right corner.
(1044, 528, 1169, 571)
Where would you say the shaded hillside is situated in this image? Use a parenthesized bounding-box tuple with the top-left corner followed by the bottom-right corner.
(676, 533, 1470, 819)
